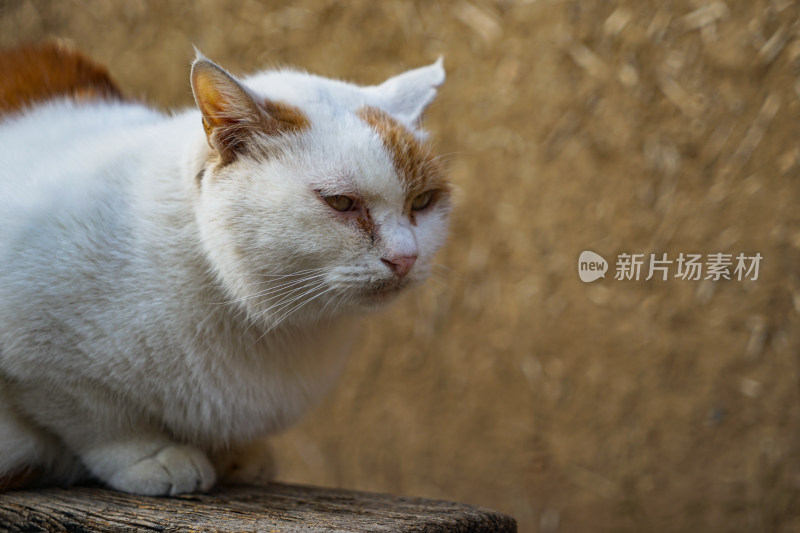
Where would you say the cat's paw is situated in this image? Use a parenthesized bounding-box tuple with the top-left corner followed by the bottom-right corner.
(107, 445, 216, 496)
(213, 439, 276, 486)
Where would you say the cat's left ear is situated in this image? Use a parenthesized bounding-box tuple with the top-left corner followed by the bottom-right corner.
(190, 54, 266, 164)
(190, 52, 309, 165)
(367, 57, 445, 126)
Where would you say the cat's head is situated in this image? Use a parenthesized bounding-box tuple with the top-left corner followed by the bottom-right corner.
(189, 53, 450, 328)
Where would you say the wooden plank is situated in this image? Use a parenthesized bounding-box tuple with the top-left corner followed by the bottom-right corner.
(0, 483, 517, 532)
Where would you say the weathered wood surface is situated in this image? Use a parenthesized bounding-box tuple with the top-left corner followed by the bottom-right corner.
(0, 483, 517, 532)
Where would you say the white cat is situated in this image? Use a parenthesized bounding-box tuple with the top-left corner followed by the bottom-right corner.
(0, 51, 449, 496)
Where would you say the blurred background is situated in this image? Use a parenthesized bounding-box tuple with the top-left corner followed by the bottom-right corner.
(2, 0, 800, 530)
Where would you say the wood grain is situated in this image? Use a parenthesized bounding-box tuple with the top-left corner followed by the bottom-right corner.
(0, 483, 517, 532)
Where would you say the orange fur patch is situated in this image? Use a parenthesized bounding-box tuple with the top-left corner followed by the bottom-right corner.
(261, 99, 311, 136)
(204, 99, 311, 166)
(357, 106, 449, 216)
(356, 205, 376, 240)
(0, 41, 123, 118)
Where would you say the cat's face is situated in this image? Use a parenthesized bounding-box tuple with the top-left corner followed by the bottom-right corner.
(190, 56, 450, 327)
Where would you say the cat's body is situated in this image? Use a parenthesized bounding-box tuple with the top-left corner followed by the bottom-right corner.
(0, 46, 449, 495)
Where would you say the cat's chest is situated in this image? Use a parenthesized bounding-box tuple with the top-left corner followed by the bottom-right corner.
(161, 317, 356, 446)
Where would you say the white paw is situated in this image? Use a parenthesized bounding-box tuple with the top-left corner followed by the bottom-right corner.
(107, 445, 216, 496)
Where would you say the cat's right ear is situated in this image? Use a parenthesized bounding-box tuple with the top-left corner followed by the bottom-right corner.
(191, 55, 265, 164)
(368, 57, 446, 128)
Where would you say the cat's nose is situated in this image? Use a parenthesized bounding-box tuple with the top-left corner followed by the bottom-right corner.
(381, 254, 417, 278)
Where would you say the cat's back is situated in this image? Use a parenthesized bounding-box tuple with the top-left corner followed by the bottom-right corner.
(0, 42, 170, 298)
(0, 42, 164, 232)
(0, 40, 162, 170)
(0, 41, 122, 115)
(0, 41, 162, 160)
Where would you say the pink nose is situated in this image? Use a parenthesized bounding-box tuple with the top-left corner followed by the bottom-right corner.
(381, 254, 417, 278)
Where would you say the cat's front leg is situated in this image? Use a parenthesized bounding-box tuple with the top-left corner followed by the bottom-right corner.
(81, 437, 216, 496)
(11, 382, 217, 496)
(211, 437, 276, 486)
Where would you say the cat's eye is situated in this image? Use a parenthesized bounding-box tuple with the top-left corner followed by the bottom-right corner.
(324, 195, 355, 212)
(411, 190, 435, 211)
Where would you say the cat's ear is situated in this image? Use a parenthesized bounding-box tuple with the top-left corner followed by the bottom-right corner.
(191, 55, 265, 163)
(368, 57, 445, 126)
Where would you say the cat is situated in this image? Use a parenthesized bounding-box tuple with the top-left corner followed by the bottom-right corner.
(0, 43, 449, 496)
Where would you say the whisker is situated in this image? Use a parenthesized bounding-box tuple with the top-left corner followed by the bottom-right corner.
(257, 267, 332, 279)
(431, 263, 461, 282)
(431, 263, 455, 274)
(255, 284, 335, 341)
(200, 267, 334, 291)
(215, 272, 330, 306)
(266, 284, 339, 334)
(242, 280, 327, 336)
(256, 281, 328, 324)
(427, 274, 449, 289)
(318, 285, 350, 316)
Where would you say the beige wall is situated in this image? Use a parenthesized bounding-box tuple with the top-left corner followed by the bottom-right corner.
(3, 1, 799, 530)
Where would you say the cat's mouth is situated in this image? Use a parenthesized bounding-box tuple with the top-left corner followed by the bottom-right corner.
(362, 278, 409, 303)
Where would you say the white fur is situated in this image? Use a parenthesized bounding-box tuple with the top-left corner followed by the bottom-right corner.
(0, 56, 448, 495)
